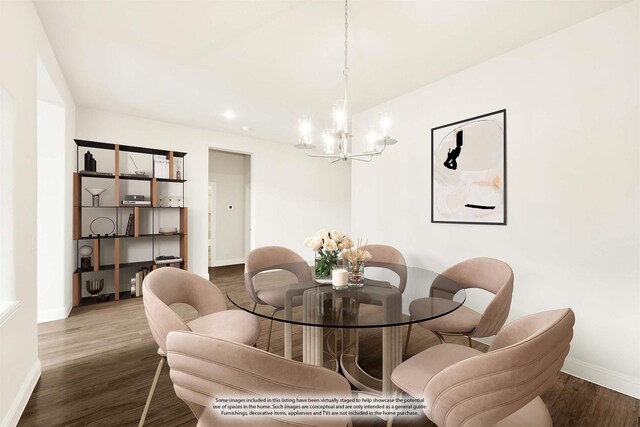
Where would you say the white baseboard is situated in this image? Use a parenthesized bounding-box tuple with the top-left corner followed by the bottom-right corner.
(562, 357, 640, 399)
(2, 358, 41, 427)
(469, 337, 640, 399)
(211, 258, 245, 267)
(37, 301, 72, 323)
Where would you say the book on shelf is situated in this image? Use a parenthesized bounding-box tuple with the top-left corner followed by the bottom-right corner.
(135, 271, 142, 297)
(124, 213, 134, 236)
(120, 173, 149, 178)
(155, 255, 183, 265)
(134, 267, 150, 297)
(153, 157, 170, 179)
(121, 200, 151, 206)
(80, 170, 112, 176)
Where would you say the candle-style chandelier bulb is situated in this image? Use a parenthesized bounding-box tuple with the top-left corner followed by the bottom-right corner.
(294, 117, 316, 149)
(333, 102, 346, 133)
(322, 130, 337, 154)
(379, 111, 392, 138)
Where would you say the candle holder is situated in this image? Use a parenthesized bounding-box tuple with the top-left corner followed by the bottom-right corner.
(331, 265, 349, 289)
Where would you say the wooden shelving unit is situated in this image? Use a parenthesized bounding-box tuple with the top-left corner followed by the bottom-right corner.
(72, 139, 188, 307)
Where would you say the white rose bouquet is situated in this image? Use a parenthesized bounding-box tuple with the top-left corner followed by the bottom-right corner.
(305, 229, 352, 279)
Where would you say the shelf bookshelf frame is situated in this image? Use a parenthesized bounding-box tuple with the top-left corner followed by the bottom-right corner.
(73, 139, 188, 306)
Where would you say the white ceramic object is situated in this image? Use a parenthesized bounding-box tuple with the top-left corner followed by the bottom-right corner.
(159, 195, 183, 208)
(171, 196, 183, 208)
(159, 227, 178, 235)
(78, 245, 93, 256)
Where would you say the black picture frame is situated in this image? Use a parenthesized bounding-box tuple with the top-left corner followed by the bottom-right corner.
(431, 109, 507, 225)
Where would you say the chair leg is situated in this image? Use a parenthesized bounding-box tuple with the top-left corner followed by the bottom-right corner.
(267, 318, 274, 352)
(433, 331, 446, 344)
(386, 415, 394, 427)
(466, 335, 472, 348)
(139, 357, 165, 427)
(403, 320, 413, 359)
(266, 307, 283, 353)
(252, 302, 257, 312)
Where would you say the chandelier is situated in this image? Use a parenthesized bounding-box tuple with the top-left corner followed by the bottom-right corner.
(294, 0, 397, 162)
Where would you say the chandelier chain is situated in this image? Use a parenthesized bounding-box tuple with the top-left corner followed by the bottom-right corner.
(344, 0, 349, 76)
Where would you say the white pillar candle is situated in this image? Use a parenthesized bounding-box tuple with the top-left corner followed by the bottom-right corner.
(332, 268, 348, 288)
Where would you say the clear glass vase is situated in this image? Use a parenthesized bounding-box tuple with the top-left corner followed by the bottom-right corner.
(315, 251, 339, 281)
(348, 261, 365, 287)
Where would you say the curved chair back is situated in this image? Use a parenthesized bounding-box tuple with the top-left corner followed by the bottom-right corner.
(438, 257, 514, 337)
(363, 244, 408, 293)
(143, 267, 227, 354)
(424, 308, 575, 427)
(166, 331, 352, 426)
(244, 246, 312, 305)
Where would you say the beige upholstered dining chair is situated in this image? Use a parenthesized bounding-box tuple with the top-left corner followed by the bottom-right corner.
(353, 245, 408, 351)
(166, 330, 353, 427)
(362, 244, 408, 293)
(141, 267, 261, 426)
(391, 308, 575, 427)
(404, 257, 513, 357)
(244, 246, 312, 352)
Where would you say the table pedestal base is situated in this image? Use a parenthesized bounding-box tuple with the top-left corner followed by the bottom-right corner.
(303, 324, 339, 372)
(302, 325, 400, 396)
(300, 286, 402, 397)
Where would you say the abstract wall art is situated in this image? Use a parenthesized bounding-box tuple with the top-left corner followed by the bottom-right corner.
(431, 109, 506, 225)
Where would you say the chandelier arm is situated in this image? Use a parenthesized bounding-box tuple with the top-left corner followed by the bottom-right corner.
(350, 151, 380, 159)
(351, 155, 373, 162)
(304, 150, 342, 159)
(373, 139, 388, 155)
(350, 139, 387, 158)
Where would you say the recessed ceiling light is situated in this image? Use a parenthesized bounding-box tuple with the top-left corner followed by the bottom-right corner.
(241, 126, 252, 132)
(224, 110, 236, 120)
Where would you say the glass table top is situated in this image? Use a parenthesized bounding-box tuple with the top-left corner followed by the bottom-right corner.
(227, 262, 466, 329)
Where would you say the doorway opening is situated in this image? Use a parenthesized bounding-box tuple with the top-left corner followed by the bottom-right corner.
(208, 150, 251, 267)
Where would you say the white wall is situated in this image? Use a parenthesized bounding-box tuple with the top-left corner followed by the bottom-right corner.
(0, 1, 76, 425)
(75, 108, 352, 278)
(36, 99, 67, 323)
(352, 2, 639, 398)
(209, 150, 249, 265)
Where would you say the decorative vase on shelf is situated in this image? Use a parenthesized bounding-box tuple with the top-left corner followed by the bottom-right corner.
(85, 279, 104, 300)
(85, 187, 106, 207)
(348, 260, 365, 287)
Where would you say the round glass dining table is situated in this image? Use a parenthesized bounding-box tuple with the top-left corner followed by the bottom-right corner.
(227, 262, 466, 396)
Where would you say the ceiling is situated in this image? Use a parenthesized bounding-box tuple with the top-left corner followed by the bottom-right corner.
(35, 0, 626, 144)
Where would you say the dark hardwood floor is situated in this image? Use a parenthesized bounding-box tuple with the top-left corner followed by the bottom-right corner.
(19, 265, 640, 426)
